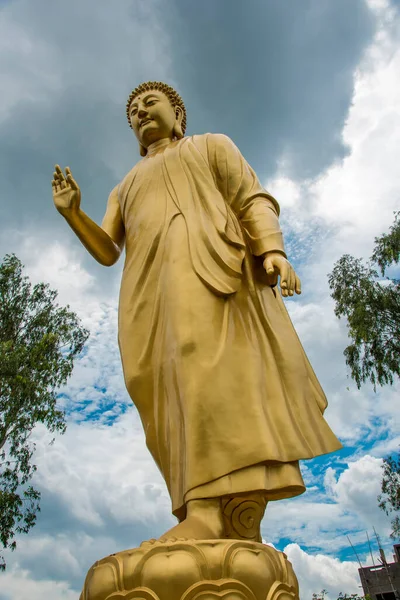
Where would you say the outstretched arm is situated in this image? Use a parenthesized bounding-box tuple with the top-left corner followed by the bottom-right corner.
(52, 165, 125, 267)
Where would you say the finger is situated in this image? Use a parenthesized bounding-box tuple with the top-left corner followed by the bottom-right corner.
(295, 274, 302, 295)
(55, 165, 66, 181)
(66, 174, 77, 190)
(55, 173, 66, 189)
(66, 168, 78, 190)
(279, 261, 289, 291)
(263, 257, 278, 287)
(51, 179, 59, 193)
(287, 267, 295, 296)
(53, 171, 63, 185)
(263, 257, 275, 275)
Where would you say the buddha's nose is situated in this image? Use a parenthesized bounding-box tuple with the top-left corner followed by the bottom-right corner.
(138, 107, 148, 119)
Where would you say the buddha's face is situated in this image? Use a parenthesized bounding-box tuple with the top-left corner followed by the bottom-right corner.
(129, 90, 181, 148)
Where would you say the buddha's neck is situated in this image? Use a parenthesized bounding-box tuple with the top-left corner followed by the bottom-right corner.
(146, 137, 173, 156)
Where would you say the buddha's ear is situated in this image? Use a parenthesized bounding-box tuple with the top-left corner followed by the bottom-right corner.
(173, 106, 184, 140)
(139, 143, 147, 157)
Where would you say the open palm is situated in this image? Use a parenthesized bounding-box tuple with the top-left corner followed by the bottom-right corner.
(52, 165, 81, 215)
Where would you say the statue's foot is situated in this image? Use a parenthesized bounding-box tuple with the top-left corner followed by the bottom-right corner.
(158, 515, 219, 542)
(148, 494, 267, 544)
(158, 498, 224, 542)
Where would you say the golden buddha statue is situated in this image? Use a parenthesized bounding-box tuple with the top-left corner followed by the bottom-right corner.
(52, 81, 341, 548)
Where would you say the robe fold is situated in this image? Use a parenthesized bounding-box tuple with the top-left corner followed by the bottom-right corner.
(117, 133, 341, 520)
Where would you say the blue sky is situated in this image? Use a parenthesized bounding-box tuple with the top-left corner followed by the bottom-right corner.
(0, 0, 399, 598)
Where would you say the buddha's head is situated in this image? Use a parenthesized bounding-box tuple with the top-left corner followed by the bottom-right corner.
(126, 81, 187, 156)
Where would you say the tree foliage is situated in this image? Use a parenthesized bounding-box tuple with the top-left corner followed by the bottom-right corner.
(378, 451, 400, 539)
(312, 590, 367, 600)
(328, 212, 400, 389)
(0, 254, 89, 570)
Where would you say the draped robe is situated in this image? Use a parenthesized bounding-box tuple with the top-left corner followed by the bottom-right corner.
(117, 133, 341, 520)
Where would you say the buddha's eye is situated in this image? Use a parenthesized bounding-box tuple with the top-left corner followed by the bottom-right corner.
(146, 99, 157, 106)
(131, 108, 138, 116)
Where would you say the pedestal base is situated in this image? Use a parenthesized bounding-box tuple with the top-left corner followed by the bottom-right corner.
(80, 539, 299, 600)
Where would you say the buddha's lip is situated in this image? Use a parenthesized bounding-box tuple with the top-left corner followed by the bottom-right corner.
(140, 119, 152, 127)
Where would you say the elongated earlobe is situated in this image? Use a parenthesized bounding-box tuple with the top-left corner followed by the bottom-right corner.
(139, 143, 147, 157)
(173, 121, 184, 140)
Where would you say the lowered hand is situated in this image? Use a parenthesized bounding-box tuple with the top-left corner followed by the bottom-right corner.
(263, 252, 301, 297)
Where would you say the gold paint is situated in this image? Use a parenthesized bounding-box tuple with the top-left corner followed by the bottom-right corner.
(79, 539, 299, 600)
(221, 493, 267, 543)
(52, 81, 342, 597)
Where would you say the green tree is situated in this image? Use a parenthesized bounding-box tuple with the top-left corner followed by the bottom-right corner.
(312, 591, 367, 600)
(312, 590, 328, 600)
(378, 451, 400, 540)
(0, 254, 89, 571)
(328, 212, 400, 389)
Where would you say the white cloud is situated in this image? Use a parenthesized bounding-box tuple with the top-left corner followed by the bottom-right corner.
(2, 410, 175, 591)
(265, 454, 392, 557)
(266, 2, 400, 447)
(267, 175, 301, 210)
(32, 414, 173, 531)
(325, 456, 386, 527)
(306, 1, 400, 252)
(370, 435, 400, 457)
(0, 567, 77, 600)
(285, 544, 361, 600)
(268, 1, 400, 268)
(366, 0, 391, 14)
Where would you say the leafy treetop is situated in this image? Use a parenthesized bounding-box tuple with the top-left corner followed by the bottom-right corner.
(0, 254, 89, 570)
(328, 212, 400, 389)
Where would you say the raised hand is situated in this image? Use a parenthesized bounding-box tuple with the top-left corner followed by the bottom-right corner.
(263, 252, 301, 297)
(52, 165, 81, 215)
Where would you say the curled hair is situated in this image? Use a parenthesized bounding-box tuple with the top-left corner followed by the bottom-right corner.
(126, 81, 187, 135)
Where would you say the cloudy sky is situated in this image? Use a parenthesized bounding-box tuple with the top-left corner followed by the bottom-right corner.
(1, 0, 400, 598)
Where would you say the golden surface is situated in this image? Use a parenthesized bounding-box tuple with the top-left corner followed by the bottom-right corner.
(80, 539, 299, 600)
(52, 81, 342, 595)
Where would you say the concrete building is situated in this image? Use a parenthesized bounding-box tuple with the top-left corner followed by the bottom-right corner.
(358, 544, 400, 600)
